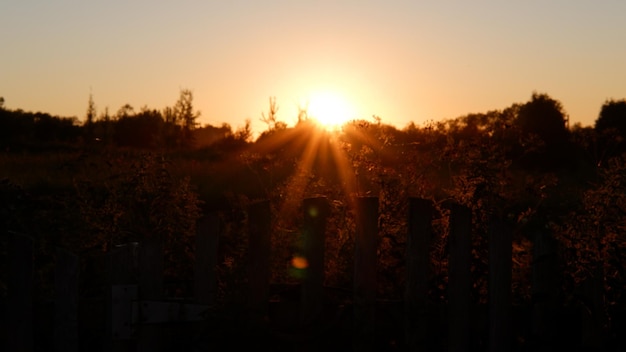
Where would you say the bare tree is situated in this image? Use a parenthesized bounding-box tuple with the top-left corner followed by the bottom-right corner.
(261, 96, 285, 131)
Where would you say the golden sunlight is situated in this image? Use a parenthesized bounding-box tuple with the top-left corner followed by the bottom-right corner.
(305, 91, 356, 130)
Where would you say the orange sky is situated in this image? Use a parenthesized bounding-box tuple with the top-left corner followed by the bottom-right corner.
(2, 1, 626, 136)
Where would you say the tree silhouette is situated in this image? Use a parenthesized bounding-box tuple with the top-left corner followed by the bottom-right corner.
(84, 93, 96, 144)
(511, 92, 576, 171)
(515, 92, 569, 147)
(256, 97, 288, 142)
(260, 96, 287, 131)
(260, 96, 278, 129)
(161, 106, 181, 149)
(116, 103, 135, 119)
(595, 99, 626, 135)
(193, 123, 233, 148)
(0, 108, 80, 150)
(114, 108, 164, 149)
(594, 99, 626, 159)
(92, 107, 115, 145)
(173, 89, 200, 148)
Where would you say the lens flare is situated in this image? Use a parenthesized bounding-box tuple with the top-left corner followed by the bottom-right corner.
(292, 255, 309, 269)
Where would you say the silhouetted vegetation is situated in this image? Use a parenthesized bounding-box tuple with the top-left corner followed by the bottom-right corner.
(2, 91, 626, 350)
(595, 98, 626, 159)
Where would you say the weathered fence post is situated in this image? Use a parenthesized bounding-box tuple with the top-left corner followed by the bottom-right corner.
(579, 267, 606, 350)
(489, 217, 512, 352)
(404, 198, 433, 351)
(137, 236, 164, 352)
(530, 228, 559, 349)
(354, 197, 379, 351)
(300, 197, 329, 325)
(108, 242, 138, 352)
(448, 204, 472, 352)
(8, 232, 34, 352)
(138, 237, 164, 300)
(55, 247, 79, 352)
(248, 200, 271, 320)
(195, 213, 220, 306)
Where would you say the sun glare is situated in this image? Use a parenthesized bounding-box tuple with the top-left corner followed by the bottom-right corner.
(306, 91, 355, 130)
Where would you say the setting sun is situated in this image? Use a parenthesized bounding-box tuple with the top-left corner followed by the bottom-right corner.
(305, 91, 356, 130)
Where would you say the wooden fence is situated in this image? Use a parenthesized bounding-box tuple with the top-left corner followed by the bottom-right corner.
(2, 196, 611, 351)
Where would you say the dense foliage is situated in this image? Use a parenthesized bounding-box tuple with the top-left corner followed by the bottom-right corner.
(2, 91, 626, 343)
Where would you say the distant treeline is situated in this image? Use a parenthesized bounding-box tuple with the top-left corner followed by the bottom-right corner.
(0, 89, 252, 152)
(1, 91, 626, 159)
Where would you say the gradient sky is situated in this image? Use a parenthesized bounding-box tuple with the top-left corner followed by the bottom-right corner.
(2, 0, 626, 135)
